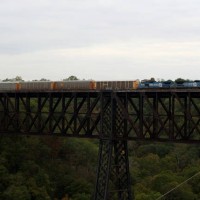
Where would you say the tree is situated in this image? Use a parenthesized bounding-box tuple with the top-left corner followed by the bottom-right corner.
(150, 77, 155, 82)
(175, 78, 186, 83)
(40, 78, 50, 81)
(136, 153, 161, 178)
(32, 78, 50, 82)
(63, 76, 79, 81)
(2, 76, 24, 82)
(0, 165, 9, 193)
(135, 191, 160, 200)
(3, 185, 31, 200)
(136, 143, 173, 158)
(180, 166, 200, 196)
(15, 76, 24, 81)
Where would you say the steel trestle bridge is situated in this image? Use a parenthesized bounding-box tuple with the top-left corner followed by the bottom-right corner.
(1, 89, 200, 200)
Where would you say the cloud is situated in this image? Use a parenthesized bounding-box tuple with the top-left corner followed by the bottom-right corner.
(0, 39, 200, 81)
(1, 0, 200, 54)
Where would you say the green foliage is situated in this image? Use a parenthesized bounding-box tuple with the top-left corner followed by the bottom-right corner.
(3, 185, 31, 200)
(40, 78, 50, 81)
(0, 136, 97, 199)
(151, 171, 180, 193)
(130, 140, 200, 199)
(0, 136, 200, 199)
(135, 191, 160, 200)
(72, 193, 91, 200)
(63, 76, 79, 81)
(175, 78, 186, 83)
(0, 165, 9, 192)
(180, 166, 200, 195)
(163, 183, 198, 200)
(2, 76, 24, 82)
(136, 143, 173, 158)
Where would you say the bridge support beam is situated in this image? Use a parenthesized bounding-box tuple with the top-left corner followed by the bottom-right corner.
(94, 92, 133, 200)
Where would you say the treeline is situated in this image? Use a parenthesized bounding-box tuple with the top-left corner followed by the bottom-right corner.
(1, 76, 199, 83)
(0, 76, 79, 82)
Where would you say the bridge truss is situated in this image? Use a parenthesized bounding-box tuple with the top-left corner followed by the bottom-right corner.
(1, 89, 200, 199)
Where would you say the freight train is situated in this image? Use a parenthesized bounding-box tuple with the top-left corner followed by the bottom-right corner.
(0, 80, 199, 92)
(0, 80, 139, 91)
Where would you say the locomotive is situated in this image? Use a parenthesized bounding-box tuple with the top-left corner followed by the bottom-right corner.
(138, 80, 200, 88)
(0, 79, 199, 92)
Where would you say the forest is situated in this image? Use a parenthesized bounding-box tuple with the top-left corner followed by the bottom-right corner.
(1, 136, 200, 200)
(0, 76, 200, 200)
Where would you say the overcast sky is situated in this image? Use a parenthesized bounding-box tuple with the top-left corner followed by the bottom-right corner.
(0, 0, 200, 81)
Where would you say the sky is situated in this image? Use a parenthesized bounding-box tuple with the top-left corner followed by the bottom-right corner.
(0, 0, 200, 81)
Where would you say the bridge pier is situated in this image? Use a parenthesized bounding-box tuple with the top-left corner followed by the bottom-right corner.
(94, 92, 133, 200)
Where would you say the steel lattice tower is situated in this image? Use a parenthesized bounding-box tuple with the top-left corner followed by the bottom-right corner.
(94, 92, 132, 200)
